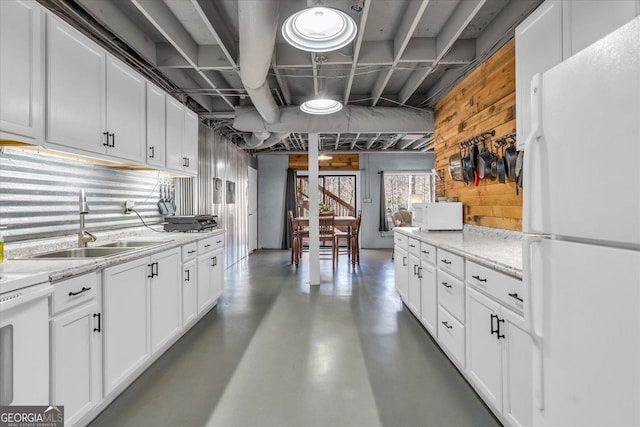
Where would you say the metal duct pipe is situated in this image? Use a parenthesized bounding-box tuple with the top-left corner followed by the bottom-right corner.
(239, 132, 291, 150)
(238, 0, 281, 126)
(234, 105, 434, 134)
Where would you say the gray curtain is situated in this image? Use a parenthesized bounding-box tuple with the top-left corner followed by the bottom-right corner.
(378, 171, 389, 232)
(281, 168, 297, 249)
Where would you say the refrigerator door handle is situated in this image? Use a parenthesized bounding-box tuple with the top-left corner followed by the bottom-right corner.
(522, 73, 543, 233)
(524, 234, 545, 410)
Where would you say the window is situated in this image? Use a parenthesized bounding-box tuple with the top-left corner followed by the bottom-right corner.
(296, 175, 356, 217)
(383, 172, 434, 229)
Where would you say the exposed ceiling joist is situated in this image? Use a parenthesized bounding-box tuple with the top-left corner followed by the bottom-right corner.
(343, 0, 371, 104)
(190, 0, 238, 69)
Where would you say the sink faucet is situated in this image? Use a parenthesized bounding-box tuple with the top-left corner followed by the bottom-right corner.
(78, 189, 97, 248)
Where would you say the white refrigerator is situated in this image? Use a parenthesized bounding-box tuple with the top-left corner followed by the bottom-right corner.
(522, 15, 640, 427)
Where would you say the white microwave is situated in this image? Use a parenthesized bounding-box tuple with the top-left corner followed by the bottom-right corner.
(413, 202, 463, 231)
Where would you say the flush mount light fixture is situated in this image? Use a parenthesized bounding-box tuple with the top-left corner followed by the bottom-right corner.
(300, 98, 344, 115)
(282, 7, 357, 52)
(318, 154, 333, 161)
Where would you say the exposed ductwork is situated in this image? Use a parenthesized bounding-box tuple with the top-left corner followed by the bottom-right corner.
(234, 106, 434, 134)
(236, 0, 434, 146)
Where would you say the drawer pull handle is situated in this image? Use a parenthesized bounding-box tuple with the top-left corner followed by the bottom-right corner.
(409, 244, 416, 248)
(472, 275, 487, 282)
(216, 240, 222, 244)
(188, 250, 196, 254)
(421, 250, 430, 255)
(508, 292, 523, 302)
(442, 321, 452, 329)
(204, 244, 212, 248)
(441, 282, 452, 288)
(93, 313, 101, 332)
(442, 259, 452, 265)
(69, 287, 91, 297)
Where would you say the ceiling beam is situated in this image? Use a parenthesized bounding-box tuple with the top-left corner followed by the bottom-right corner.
(160, 68, 214, 111)
(370, 0, 430, 106)
(366, 133, 382, 150)
(381, 133, 405, 150)
(190, 0, 238, 69)
(272, 50, 291, 105)
(334, 133, 341, 151)
(76, 0, 157, 65)
(398, 0, 486, 104)
(130, 0, 235, 110)
(476, 0, 542, 56)
(350, 133, 361, 150)
(343, 0, 372, 104)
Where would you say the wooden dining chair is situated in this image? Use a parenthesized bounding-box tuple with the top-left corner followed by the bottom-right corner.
(318, 214, 337, 268)
(334, 210, 362, 268)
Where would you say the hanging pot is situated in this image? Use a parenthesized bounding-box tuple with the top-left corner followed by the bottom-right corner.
(497, 151, 506, 184)
(448, 152, 464, 181)
(504, 142, 518, 180)
(476, 141, 495, 179)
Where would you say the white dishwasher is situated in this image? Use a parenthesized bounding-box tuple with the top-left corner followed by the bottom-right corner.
(0, 272, 52, 405)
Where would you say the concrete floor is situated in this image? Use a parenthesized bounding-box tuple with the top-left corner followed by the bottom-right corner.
(89, 249, 501, 427)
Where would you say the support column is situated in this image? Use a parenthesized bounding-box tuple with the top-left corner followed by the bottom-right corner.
(308, 133, 320, 285)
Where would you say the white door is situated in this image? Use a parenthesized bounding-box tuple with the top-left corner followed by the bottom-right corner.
(51, 301, 101, 425)
(528, 238, 640, 426)
(182, 260, 197, 327)
(197, 252, 215, 314)
(182, 109, 199, 174)
(248, 166, 258, 252)
(466, 288, 503, 413)
(523, 17, 640, 245)
(103, 258, 150, 395)
(149, 249, 181, 354)
(212, 248, 224, 301)
(407, 253, 421, 316)
(0, 0, 42, 140)
(46, 14, 105, 151)
(419, 262, 437, 335)
(165, 97, 184, 171)
(146, 82, 166, 167)
(502, 310, 533, 427)
(106, 54, 146, 162)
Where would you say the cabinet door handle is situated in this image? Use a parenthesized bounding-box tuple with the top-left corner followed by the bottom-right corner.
(472, 275, 487, 282)
(185, 269, 190, 282)
(183, 157, 190, 167)
(68, 286, 91, 296)
(497, 318, 505, 339)
(149, 146, 155, 158)
(413, 264, 418, 275)
(103, 131, 110, 146)
(402, 256, 407, 266)
(441, 282, 452, 288)
(508, 292, 523, 302)
(148, 262, 159, 278)
(211, 257, 216, 267)
(490, 314, 499, 336)
(110, 132, 115, 148)
(417, 266, 422, 279)
(442, 321, 452, 329)
(441, 259, 452, 265)
(93, 313, 101, 332)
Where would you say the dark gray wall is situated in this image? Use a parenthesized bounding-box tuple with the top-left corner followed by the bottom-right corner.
(256, 152, 434, 249)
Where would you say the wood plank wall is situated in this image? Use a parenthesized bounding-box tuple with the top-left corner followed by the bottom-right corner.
(433, 39, 522, 231)
(288, 153, 359, 171)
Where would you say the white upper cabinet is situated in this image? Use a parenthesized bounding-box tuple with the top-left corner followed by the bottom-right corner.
(46, 13, 105, 151)
(105, 54, 146, 163)
(166, 97, 198, 176)
(146, 82, 166, 168)
(0, 0, 43, 142)
(515, 0, 563, 149)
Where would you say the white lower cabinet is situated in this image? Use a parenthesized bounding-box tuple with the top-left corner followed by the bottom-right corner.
(419, 260, 437, 336)
(149, 248, 181, 354)
(394, 246, 409, 302)
(466, 287, 532, 427)
(50, 272, 102, 426)
(182, 259, 197, 327)
(197, 246, 223, 314)
(407, 252, 421, 316)
(102, 258, 150, 395)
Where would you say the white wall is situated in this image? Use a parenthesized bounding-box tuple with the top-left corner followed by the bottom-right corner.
(256, 152, 434, 249)
(257, 155, 288, 249)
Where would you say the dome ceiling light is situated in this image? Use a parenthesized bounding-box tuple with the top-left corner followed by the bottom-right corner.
(300, 98, 344, 115)
(282, 7, 357, 53)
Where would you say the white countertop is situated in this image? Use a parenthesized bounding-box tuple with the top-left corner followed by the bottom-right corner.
(394, 225, 522, 279)
(2, 227, 225, 284)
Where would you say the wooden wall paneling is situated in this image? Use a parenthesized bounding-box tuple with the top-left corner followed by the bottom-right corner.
(288, 153, 359, 171)
(434, 39, 522, 231)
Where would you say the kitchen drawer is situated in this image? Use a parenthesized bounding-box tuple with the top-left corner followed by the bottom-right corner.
(420, 242, 436, 265)
(51, 272, 98, 315)
(198, 234, 224, 253)
(466, 261, 524, 314)
(438, 306, 465, 368)
(437, 249, 464, 279)
(408, 238, 421, 257)
(437, 269, 465, 323)
(182, 242, 197, 262)
(394, 232, 408, 251)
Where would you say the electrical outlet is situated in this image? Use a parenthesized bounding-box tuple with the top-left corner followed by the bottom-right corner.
(124, 200, 135, 214)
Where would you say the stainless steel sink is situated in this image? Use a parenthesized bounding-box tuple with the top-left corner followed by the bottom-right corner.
(30, 247, 135, 259)
(97, 241, 163, 248)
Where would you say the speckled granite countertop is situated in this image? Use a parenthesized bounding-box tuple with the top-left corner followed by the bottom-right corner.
(2, 227, 225, 283)
(395, 225, 522, 279)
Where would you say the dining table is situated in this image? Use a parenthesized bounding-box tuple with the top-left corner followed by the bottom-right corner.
(291, 216, 359, 268)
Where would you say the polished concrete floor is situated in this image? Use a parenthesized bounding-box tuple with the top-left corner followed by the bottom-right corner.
(89, 249, 501, 427)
